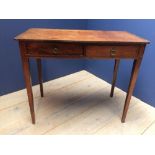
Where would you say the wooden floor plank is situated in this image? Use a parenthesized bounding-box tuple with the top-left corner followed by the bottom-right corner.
(16, 79, 110, 134)
(142, 121, 155, 135)
(44, 90, 140, 134)
(95, 101, 155, 135)
(0, 70, 155, 135)
(0, 70, 90, 111)
(0, 73, 109, 134)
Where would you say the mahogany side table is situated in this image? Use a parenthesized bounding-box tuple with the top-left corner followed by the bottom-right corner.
(15, 28, 149, 124)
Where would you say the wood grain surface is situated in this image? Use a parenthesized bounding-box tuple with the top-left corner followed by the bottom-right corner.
(15, 28, 149, 44)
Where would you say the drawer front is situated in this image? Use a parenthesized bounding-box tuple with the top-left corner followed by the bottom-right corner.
(86, 45, 139, 58)
(25, 42, 83, 57)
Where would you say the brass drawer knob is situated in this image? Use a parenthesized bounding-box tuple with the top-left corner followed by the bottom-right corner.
(53, 47, 59, 54)
(110, 48, 117, 57)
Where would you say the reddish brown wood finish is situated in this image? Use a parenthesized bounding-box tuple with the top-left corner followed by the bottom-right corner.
(15, 29, 149, 124)
(25, 42, 83, 57)
(15, 28, 149, 44)
(86, 45, 139, 59)
(110, 59, 120, 97)
(19, 42, 35, 124)
(121, 46, 145, 122)
(36, 59, 44, 97)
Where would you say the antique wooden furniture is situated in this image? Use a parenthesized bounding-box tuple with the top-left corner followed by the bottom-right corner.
(15, 28, 149, 124)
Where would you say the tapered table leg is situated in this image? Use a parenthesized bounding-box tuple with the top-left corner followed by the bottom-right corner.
(36, 58, 44, 97)
(121, 58, 142, 123)
(110, 59, 120, 97)
(22, 57, 35, 124)
(19, 42, 35, 124)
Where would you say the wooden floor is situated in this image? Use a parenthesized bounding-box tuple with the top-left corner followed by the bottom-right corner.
(0, 70, 155, 135)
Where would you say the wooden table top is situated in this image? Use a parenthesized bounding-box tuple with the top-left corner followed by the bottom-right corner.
(15, 28, 149, 44)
